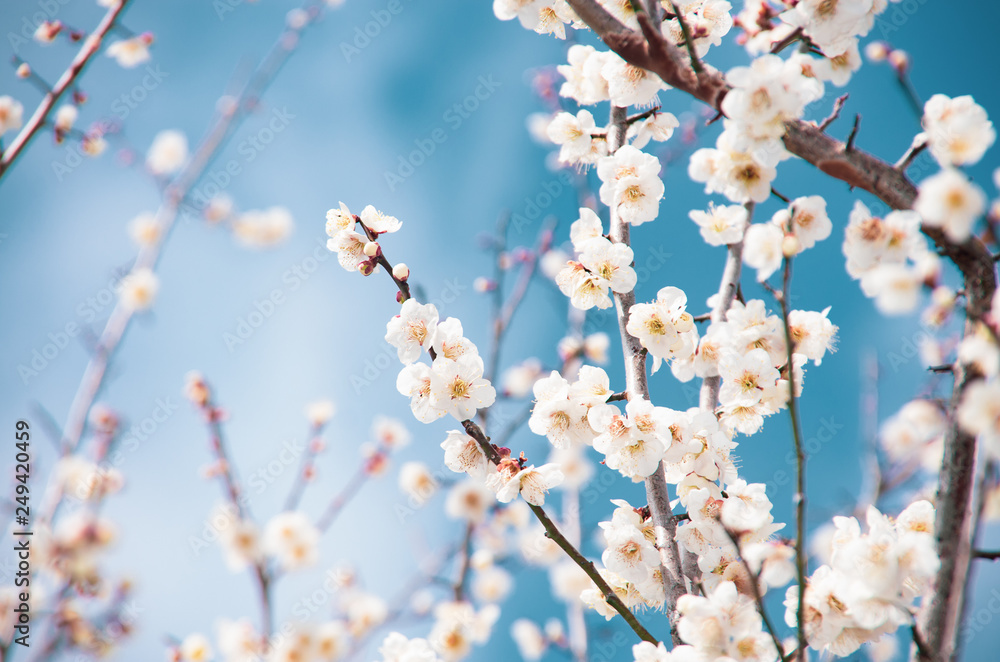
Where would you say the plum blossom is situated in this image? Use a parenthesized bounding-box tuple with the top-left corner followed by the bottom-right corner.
(596, 145, 664, 226)
(386, 299, 439, 364)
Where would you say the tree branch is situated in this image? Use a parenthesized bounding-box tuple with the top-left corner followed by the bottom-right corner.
(460, 420, 658, 644)
(776, 256, 808, 661)
(0, 0, 135, 180)
(560, 6, 998, 655)
(604, 104, 687, 644)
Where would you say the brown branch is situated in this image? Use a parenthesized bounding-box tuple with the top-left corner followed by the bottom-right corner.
(817, 94, 849, 131)
(0, 0, 135, 180)
(458, 418, 658, 643)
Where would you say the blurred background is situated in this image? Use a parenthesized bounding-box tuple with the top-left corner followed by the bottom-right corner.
(1, 0, 999, 659)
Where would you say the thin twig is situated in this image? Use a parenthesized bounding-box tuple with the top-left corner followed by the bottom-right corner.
(316, 464, 369, 533)
(769, 26, 804, 54)
(723, 528, 786, 658)
(667, 1, 703, 73)
(816, 94, 848, 131)
(895, 134, 928, 171)
(973, 550, 1000, 560)
(458, 419, 658, 642)
(775, 256, 807, 661)
(193, 385, 273, 638)
(282, 421, 326, 513)
(453, 522, 476, 600)
(485, 212, 510, 389)
(770, 188, 791, 204)
(845, 114, 861, 152)
(895, 68, 924, 121)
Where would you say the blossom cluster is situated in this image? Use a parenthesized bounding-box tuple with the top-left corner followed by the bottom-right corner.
(556, 207, 638, 310)
(742, 195, 833, 281)
(389, 299, 497, 422)
(913, 95, 993, 245)
(326, 202, 402, 276)
(842, 200, 936, 315)
(785, 501, 939, 656)
(631, 291, 836, 436)
(655, 580, 778, 661)
(690, 55, 822, 204)
(582, 500, 666, 616)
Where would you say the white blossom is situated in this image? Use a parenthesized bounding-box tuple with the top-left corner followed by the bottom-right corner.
(262, 511, 319, 571)
(915, 168, 986, 242)
(922, 94, 995, 167)
(958, 380, 1000, 459)
(596, 145, 664, 226)
(689, 203, 748, 246)
(491, 462, 564, 506)
(146, 129, 188, 175)
(386, 299, 439, 364)
(742, 222, 784, 281)
(0, 96, 24, 135)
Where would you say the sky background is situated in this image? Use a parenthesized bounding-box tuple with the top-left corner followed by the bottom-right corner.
(1, 0, 999, 660)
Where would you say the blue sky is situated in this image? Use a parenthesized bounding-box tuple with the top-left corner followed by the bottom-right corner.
(2, 0, 999, 660)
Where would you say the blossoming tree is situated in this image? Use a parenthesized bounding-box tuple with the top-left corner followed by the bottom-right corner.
(3, 1, 1000, 662)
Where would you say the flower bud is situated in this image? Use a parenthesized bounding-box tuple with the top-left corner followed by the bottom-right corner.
(363, 241, 379, 257)
(781, 234, 800, 258)
(864, 41, 889, 62)
(15, 63, 30, 78)
(392, 262, 409, 281)
(888, 49, 909, 72)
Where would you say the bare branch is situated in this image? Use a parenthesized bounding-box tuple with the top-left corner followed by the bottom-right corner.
(895, 134, 929, 171)
(817, 94, 849, 131)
